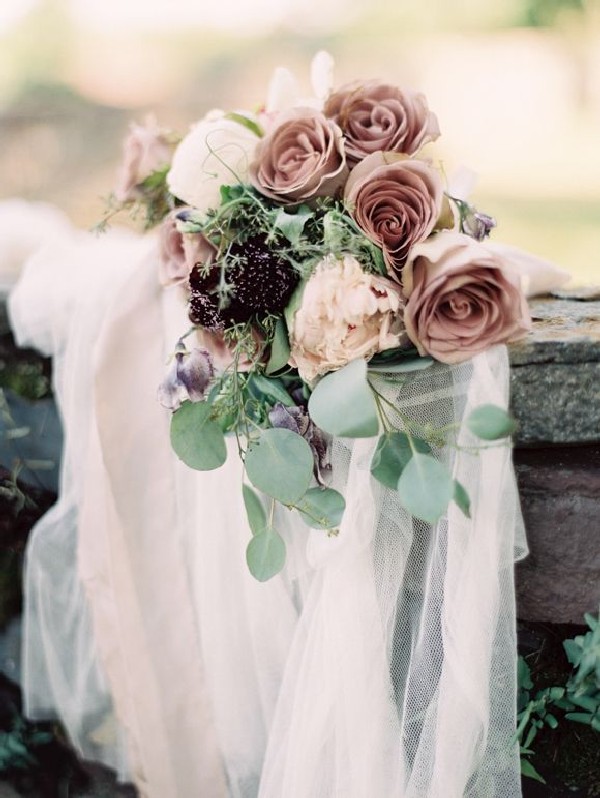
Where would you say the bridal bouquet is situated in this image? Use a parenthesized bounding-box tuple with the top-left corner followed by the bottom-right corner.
(107, 53, 531, 581)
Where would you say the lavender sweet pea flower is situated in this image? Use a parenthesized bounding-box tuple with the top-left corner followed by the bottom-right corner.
(462, 210, 497, 242)
(158, 342, 214, 411)
(269, 402, 331, 484)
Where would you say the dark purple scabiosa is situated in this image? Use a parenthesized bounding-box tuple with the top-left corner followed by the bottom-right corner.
(188, 234, 299, 328)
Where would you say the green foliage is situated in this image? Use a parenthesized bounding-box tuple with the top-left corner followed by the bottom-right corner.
(170, 400, 227, 470)
(242, 484, 267, 536)
(245, 428, 313, 505)
(453, 479, 471, 519)
(274, 205, 313, 246)
(246, 527, 286, 581)
(308, 359, 379, 438)
(563, 611, 600, 731)
(396, 453, 454, 524)
(265, 317, 291, 375)
(295, 487, 345, 530)
(517, 609, 600, 782)
(370, 431, 431, 490)
(466, 404, 516, 440)
(367, 356, 434, 374)
(0, 717, 53, 773)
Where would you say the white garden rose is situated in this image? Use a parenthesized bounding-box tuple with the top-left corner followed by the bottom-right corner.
(288, 254, 406, 383)
(167, 110, 260, 215)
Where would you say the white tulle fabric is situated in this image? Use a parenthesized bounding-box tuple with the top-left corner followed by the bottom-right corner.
(9, 226, 528, 798)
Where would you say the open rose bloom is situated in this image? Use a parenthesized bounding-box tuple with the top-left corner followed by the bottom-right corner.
(135, 51, 567, 389)
(402, 231, 532, 363)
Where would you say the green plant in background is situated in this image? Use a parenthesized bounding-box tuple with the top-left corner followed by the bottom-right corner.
(0, 715, 53, 774)
(516, 609, 600, 784)
(563, 611, 600, 732)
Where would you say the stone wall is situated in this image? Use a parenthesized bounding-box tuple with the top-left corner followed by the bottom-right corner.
(510, 291, 600, 623)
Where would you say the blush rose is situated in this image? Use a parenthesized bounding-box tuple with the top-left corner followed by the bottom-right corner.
(324, 80, 440, 166)
(158, 210, 216, 288)
(344, 151, 444, 278)
(250, 108, 348, 203)
(402, 230, 532, 364)
(114, 117, 173, 203)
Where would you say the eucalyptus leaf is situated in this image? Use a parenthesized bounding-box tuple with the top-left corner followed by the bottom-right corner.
(224, 111, 263, 138)
(295, 487, 346, 529)
(245, 428, 313, 504)
(266, 317, 291, 375)
(368, 357, 434, 374)
(284, 281, 307, 337)
(467, 404, 516, 440)
(367, 346, 420, 367)
(247, 373, 294, 407)
(170, 401, 227, 470)
(246, 527, 286, 582)
(308, 359, 379, 438)
(453, 479, 472, 519)
(397, 453, 454, 524)
(274, 205, 313, 246)
(370, 432, 431, 490)
(242, 484, 267, 536)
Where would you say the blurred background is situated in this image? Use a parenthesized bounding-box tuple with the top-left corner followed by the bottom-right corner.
(0, 0, 598, 283)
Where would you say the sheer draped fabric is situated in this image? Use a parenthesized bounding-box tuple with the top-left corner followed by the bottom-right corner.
(9, 229, 526, 797)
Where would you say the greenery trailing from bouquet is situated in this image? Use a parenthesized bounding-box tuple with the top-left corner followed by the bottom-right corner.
(104, 54, 531, 581)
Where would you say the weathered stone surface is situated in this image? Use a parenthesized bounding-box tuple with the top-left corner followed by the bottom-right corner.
(509, 297, 600, 444)
(515, 446, 600, 623)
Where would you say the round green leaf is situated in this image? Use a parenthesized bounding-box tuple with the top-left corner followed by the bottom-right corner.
(368, 357, 434, 374)
(242, 484, 267, 536)
(370, 432, 431, 490)
(397, 453, 454, 524)
(245, 428, 313, 504)
(246, 527, 286, 582)
(295, 487, 346, 529)
(308, 359, 379, 438)
(466, 404, 516, 440)
(170, 401, 227, 471)
(247, 373, 294, 407)
(453, 479, 472, 519)
(265, 317, 291, 375)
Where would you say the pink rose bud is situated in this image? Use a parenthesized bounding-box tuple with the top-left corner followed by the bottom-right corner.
(114, 116, 173, 203)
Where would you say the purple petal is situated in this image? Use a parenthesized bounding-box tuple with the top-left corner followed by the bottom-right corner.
(176, 348, 214, 402)
(268, 402, 300, 433)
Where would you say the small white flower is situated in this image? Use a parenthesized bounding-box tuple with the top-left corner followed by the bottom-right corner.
(167, 111, 260, 216)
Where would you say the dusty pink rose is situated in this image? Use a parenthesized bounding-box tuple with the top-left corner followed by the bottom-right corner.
(402, 231, 532, 364)
(158, 210, 216, 287)
(288, 254, 406, 382)
(345, 152, 444, 278)
(324, 81, 440, 167)
(250, 108, 348, 203)
(114, 117, 173, 202)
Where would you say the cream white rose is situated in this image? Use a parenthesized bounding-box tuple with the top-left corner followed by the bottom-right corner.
(167, 110, 260, 215)
(289, 254, 406, 382)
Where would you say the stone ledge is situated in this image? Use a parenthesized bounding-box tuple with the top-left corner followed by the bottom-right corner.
(509, 295, 600, 445)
